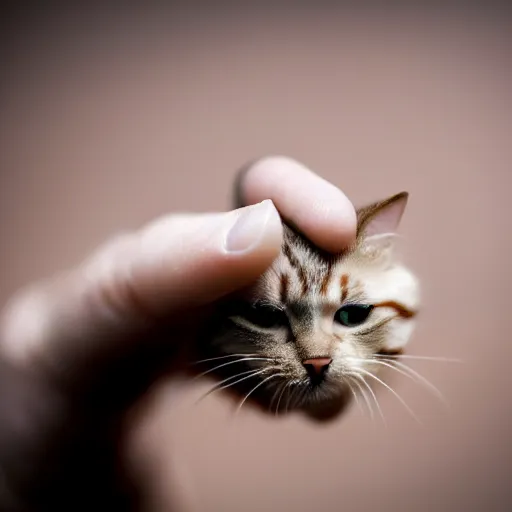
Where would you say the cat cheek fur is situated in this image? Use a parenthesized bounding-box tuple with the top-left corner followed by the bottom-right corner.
(357, 263, 420, 354)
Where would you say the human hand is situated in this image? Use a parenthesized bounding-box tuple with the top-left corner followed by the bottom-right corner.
(0, 156, 356, 511)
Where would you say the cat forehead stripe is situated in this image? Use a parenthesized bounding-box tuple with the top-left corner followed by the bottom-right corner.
(319, 260, 333, 296)
(340, 274, 349, 302)
(282, 240, 309, 294)
(280, 273, 289, 303)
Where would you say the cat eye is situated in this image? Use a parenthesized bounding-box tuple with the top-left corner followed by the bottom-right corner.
(244, 302, 289, 329)
(334, 304, 374, 327)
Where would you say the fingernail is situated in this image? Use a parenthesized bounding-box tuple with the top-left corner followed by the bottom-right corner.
(225, 200, 274, 253)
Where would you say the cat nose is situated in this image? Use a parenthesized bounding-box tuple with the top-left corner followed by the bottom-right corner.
(302, 357, 332, 376)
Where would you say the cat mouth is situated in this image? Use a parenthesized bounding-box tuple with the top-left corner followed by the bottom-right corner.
(299, 374, 341, 404)
(294, 378, 351, 420)
(307, 374, 328, 388)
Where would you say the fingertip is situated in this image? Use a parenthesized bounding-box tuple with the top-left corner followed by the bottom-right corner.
(224, 199, 282, 257)
(306, 180, 357, 252)
(199, 199, 284, 303)
(236, 156, 357, 253)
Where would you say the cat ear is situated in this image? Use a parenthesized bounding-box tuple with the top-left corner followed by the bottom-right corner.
(356, 191, 409, 241)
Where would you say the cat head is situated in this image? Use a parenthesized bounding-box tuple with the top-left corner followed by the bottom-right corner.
(198, 192, 420, 420)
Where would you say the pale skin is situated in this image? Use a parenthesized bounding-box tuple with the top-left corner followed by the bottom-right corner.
(0, 156, 357, 511)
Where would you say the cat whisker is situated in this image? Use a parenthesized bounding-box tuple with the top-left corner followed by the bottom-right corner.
(350, 372, 386, 425)
(237, 374, 283, 414)
(294, 379, 310, 408)
(268, 381, 283, 414)
(374, 354, 463, 363)
(291, 384, 305, 410)
(344, 376, 364, 414)
(347, 375, 374, 420)
(275, 381, 293, 416)
(193, 353, 260, 365)
(284, 384, 295, 415)
(356, 367, 421, 425)
(285, 380, 302, 414)
(347, 355, 446, 406)
(371, 358, 448, 406)
(195, 368, 270, 404)
(194, 357, 272, 379)
(269, 379, 287, 414)
(292, 381, 307, 413)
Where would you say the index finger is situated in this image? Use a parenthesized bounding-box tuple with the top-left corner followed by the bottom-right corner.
(234, 156, 357, 253)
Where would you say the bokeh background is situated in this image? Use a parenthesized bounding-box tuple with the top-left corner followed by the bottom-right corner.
(1, 3, 511, 511)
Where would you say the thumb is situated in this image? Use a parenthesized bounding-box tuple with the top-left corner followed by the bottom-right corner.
(0, 200, 282, 375)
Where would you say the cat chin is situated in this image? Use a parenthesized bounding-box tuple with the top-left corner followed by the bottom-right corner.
(302, 396, 351, 423)
(299, 385, 353, 423)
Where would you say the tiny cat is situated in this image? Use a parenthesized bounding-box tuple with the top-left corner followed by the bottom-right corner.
(195, 192, 420, 421)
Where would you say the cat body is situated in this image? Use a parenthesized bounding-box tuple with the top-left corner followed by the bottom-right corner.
(197, 192, 420, 421)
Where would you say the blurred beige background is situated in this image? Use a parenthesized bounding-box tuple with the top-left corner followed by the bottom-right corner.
(1, 4, 511, 511)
